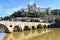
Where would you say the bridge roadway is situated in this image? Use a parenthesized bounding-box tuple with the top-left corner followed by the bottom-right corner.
(0, 21, 53, 32)
(3, 29, 51, 40)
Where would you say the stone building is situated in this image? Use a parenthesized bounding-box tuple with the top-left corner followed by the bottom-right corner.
(20, 3, 51, 14)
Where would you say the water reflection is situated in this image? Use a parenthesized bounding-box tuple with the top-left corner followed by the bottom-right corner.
(2, 28, 53, 40)
(28, 28, 60, 40)
(0, 33, 6, 40)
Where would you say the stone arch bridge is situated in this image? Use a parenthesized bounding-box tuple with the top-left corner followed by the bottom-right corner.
(0, 21, 53, 32)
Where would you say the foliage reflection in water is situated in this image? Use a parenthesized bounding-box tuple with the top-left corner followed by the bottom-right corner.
(1, 28, 60, 40)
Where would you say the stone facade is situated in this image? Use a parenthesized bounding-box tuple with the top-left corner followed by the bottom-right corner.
(0, 21, 51, 32)
(20, 3, 51, 14)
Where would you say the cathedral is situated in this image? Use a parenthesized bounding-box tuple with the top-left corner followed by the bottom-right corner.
(20, 2, 51, 14)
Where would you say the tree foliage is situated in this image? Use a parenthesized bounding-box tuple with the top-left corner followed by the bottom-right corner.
(49, 16, 60, 28)
(1, 10, 52, 20)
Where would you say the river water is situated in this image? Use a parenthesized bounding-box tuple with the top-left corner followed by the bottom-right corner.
(0, 28, 60, 40)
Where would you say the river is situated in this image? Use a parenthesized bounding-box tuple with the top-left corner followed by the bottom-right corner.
(0, 28, 60, 40)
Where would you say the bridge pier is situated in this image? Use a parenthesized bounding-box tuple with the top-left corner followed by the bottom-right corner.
(21, 26, 24, 31)
(28, 26, 32, 30)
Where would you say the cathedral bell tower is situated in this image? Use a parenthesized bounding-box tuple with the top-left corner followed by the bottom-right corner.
(28, 0, 36, 13)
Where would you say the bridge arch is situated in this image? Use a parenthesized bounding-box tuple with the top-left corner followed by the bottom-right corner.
(48, 24, 53, 28)
(37, 24, 42, 29)
(47, 24, 51, 28)
(32, 26, 36, 29)
(24, 26, 31, 30)
(44, 25, 46, 28)
(0, 24, 9, 33)
(13, 26, 21, 32)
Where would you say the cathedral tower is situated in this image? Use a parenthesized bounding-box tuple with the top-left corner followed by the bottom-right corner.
(28, 0, 36, 13)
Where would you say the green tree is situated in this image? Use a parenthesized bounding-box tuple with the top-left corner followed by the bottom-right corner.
(3, 16, 10, 20)
(11, 11, 21, 17)
(55, 16, 60, 23)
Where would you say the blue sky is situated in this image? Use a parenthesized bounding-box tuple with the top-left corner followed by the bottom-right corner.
(0, 0, 60, 17)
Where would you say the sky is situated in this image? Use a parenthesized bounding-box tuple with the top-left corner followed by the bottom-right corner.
(0, 0, 60, 17)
